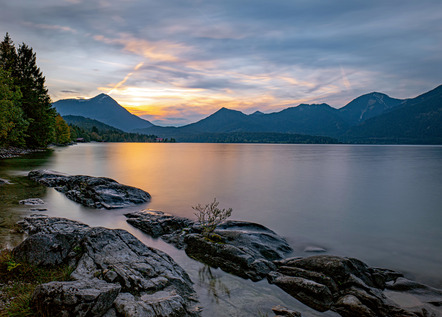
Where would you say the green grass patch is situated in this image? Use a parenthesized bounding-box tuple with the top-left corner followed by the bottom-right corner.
(0, 249, 74, 316)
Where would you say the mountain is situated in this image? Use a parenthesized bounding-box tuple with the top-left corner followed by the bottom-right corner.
(345, 85, 442, 144)
(259, 104, 349, 137)
(53, 94, 153, 132)
(339, 92, 403, 125)
(136, 103, 349, 138)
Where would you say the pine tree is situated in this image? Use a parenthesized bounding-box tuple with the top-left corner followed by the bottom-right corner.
(0, 68, 28, 147)
(0, 33, 17, 73)
(16, 43, 56, 148)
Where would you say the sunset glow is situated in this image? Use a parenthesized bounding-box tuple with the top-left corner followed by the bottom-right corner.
(2, 1, 441, 125)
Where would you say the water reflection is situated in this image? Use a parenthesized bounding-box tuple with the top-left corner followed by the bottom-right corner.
(198, 265, 231, 304)
(0, 150, 53, 249)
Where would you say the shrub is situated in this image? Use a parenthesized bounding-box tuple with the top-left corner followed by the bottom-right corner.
(192, 198, 232, 236)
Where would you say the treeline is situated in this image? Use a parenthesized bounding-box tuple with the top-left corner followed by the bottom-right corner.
(177, 132, 339, 144)
(69, 124, 161, 142)
(64, 115, 171, 143)
(0, 33, 70, 148)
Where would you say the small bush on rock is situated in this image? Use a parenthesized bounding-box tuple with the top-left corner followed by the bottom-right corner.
(192, 198, 232, 236)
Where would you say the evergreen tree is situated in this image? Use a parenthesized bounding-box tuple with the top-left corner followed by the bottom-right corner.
(16, 43, 56, 147)
(0, 67, 28, 147)
(0, 33, 17, 73)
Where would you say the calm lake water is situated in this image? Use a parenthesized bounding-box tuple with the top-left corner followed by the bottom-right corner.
(1, 143, 442, 316)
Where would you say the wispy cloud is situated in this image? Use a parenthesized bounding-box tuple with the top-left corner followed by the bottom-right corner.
(2, 0, 441, 125)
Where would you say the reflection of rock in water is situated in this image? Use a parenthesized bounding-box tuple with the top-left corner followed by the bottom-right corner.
(198, 265, 231, 304)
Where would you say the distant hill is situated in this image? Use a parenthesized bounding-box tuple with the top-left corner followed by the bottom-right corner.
(344, 85, 442, 144)
(64, 115, 123, 132)
(53, 94, 153, 132)
(64, 115, 158, 143)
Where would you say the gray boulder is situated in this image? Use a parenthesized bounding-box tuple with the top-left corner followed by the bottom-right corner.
(126, 210, 194, 238)
(268, 255, 437, 317)
(14, 215, 200, 317)
(125, 211, 293, 281)
(28, 170, 150, 209)
(32, 280, 121, 317)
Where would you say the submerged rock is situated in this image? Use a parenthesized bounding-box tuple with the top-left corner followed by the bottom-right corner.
(28, 170, 151, 209)
(272, 305, 302, 317)
(14, 215, 200, 317)
(268, 255, 440, 317)
(125, 211, 293, 281)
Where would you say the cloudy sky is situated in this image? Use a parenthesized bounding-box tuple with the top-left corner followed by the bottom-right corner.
(1, 0, 441, 125)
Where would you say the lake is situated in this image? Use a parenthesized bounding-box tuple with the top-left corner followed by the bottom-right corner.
(1, 143, 442, 316)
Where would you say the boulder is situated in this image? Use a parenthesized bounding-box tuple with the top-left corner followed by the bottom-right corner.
(125, 211, 293, 281)
(268, 255, 436, 317)
(28, 170, 150, 209)
(14, 215, 200, 316)
(32, 280, 121, 317)
(126, 210, 194, 238)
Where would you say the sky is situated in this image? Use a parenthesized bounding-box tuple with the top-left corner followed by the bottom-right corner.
(1, 0, 441, 126)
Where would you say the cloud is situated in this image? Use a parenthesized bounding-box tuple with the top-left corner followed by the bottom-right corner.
(2, 0, 441, 125)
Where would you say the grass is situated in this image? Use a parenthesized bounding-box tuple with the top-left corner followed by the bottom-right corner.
(0, 249, 74, 316)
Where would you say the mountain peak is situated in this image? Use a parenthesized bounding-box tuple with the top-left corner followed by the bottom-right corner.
(53, 94, 153, 132)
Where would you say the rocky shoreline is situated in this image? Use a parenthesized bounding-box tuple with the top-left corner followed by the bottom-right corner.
(12, 215, 201, 316)
(0, 147, 47, 159)
(125, 210, 442, 317)
(2, 171, 441, 316)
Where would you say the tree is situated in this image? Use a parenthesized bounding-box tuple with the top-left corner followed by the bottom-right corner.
(54, 115, 70, 145)
(0, 34, 57, 148)
(192, 198, 233, 236)
(15, 43, 56, 148)
(0, 68, 28, 147)
(0, 33, 17, 73)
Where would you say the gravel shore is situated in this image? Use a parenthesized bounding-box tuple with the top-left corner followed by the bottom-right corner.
(0, 147, 45, 159)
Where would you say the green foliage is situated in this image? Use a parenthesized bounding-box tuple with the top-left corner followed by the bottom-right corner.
(193, 198, 232, 236)
(0, 249, 73, 316)
(0, 33, 56, 149)
(65, 116, 159, 142)
(180, 132, 339, 144)
(0, 68, 28, 147)
(54, 114, 71, 145)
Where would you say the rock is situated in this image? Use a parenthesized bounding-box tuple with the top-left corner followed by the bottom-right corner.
(28, 170, 151, 209)
(14, 215, 200, 316)
(30, 208, 47, 212)
(268, 255, 422, 317)
(125, 211, 293, 281)
(125, 210, 194, 238)
(0, 178, 11, 185)
(384, 277, 442, 317)
(19, 198, 45, 205)
(304, 246, 327, 253)
(272, 305, 302, 317)
(32, 279, 121, 317)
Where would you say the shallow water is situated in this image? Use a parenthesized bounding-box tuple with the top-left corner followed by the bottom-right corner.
(1, 143, 442, 315)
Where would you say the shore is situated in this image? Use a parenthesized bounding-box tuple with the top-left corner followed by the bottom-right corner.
(0, 147, 47, 159)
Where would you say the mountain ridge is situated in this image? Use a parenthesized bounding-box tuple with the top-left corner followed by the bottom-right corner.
(55, 85, 442, 144)
(53, 94, 153, 132)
